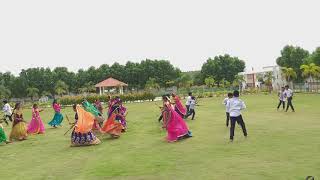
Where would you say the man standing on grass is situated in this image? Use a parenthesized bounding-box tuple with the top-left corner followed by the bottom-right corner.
(227, 90, 248, 142)
(185, 96, 196, 120)
(2, 100, 13, 125)
(185, 92, 192, 114)
(284, 85, 295, 112)
(277, 87, 286, 111)
(223, 93, 233, 127)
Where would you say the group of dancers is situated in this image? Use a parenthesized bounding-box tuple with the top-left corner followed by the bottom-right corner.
(0, 96, 129, 146)
(0, 101, 46, 144)
(69, 97, 128, 146)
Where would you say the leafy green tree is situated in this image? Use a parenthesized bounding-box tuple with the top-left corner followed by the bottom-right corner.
(233, 74, 245, 92)
(19, 67, 54, 96)
(193, 72, 204, 86)
(307, 47, 320, 66)
(78, 82, 96, 94)
(140, 59, 181, 87)
(26, 87, 39, 101)
(145, 78, 160, 90)
(224, 80, 231, 88)
(204, 76, 215, 87)
(54, 80, 69, 97)
(201, 54, 245, 86)
(0, 84, 11, 99)
(300, 63, 320, 91)
(176, 74, 193, 88)
(53, 67, 76, 93)
(0, 72, 17, 97)
(276, 45, 309, 82)
(264, 72, 274, 93)
(124, 61, 143, 89)
(41, 91, 52, 97)
(110, 63, 126, 81)
(281, 67, 297, 88)
(165, 80, 175, 88)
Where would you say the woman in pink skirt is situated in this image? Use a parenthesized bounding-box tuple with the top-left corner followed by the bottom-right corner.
(27, 104, 45, 134)
(162, 96, 192, 142)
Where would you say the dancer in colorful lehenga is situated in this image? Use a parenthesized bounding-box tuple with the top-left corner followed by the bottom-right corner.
(0, 123, 11, 144)
(107, 96, 119, 117)
(100, 99, 124, 138)
(162, 95, 192, 142)
(48, 100, 64, 128)
(118, 100, 128, 131)
(27, 104, 45, 134)
(82, 100, 103, 132)
(70, 104, 101, 147)
(171, 93, 187, 118)
(9, 103, 27, 141)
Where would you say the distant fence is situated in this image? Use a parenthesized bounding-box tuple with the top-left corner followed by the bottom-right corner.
(293, 82, 320, 93)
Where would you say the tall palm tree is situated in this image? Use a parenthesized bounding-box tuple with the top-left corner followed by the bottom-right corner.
(233, 74, 245, 92)
(26, 87, 39, 101)
(145, 78, 160, 91)
(281, 67, 297, 88)
(54, 80, 69, 97)
(78, 82, 96, 94)
(300, 63, 320, 91)
(264, 71, 274, 93)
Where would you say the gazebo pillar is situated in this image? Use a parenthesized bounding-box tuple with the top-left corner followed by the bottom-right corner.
(99, 87, 102, 95)
(102, 87, 105, 94)
(119, 86, 123, 94)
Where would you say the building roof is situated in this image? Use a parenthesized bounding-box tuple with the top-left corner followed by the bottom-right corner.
(95, 77, 128, 88)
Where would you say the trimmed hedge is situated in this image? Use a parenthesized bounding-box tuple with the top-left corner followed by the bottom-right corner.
(58, 92, 156, 105)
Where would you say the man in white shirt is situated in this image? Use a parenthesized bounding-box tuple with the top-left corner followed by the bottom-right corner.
(2, 100, 13, 125)
(277, 87, 286, 110)
(222, 93, 233, 127)
(186, 96, 196, 120)
(185, 92, 192, 113)
(226, 90, 248, 141)
(284, 85, 295, 112)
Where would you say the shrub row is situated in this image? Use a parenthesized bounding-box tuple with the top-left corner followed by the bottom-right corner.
(58, 92, 156, 105)
(176, 89, 265, 99)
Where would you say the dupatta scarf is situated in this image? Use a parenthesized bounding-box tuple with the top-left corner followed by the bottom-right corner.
(174, 96, 187, 116)
(75, 106, 95, 134)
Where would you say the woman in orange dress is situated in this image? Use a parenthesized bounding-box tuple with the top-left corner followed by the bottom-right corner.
(100, 99, 123, 138)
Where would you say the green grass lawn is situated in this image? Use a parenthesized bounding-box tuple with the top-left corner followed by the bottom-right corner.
(1, 94, 320, 180)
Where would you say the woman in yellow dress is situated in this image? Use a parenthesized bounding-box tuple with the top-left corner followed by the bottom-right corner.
(9, 103, 28, 141)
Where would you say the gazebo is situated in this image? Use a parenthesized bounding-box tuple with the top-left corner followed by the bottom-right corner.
(95, 77, 128, 95)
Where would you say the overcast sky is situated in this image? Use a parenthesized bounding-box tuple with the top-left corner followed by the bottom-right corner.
(0, 0, 319, 75)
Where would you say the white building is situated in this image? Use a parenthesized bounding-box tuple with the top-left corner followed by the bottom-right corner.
(240, 65, 286, 91)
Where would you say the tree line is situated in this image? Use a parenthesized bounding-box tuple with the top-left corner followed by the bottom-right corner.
(0, 56, 246, 99)
(276, 45, 320, 86)
(3, 44, 319, 99)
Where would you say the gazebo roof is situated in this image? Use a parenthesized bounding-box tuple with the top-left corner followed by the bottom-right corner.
(95, 77, 128, 88)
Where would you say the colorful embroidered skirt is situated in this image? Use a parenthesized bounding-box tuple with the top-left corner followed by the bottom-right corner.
(71, 130, 101, 147)
(10, 122, 28, 140)
(101, 115, 123, 137)
(48, 112, 64, 126)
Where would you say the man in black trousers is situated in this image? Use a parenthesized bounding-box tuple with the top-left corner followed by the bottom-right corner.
(284, 85, 295, 112)
(227, 90, 248, 142)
